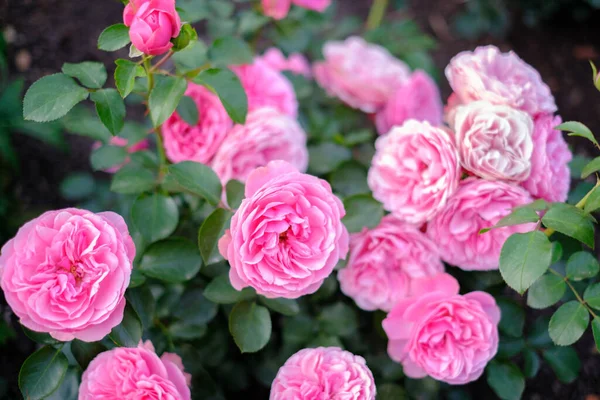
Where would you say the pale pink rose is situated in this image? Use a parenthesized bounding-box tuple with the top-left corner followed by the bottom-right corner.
(453, 101, 534, 182)
(219, 160, 349, 299)
(293, 0, 331, 12)
(231, 59, 298, 117)
(427, 178, 535, 271)
(443, 92, 463, 126)
(270, 347, 376, 400)
(521, 114, 572, 202)
(260, 48, 312, 78)
(262, 0, 292, 19)
(368, 120, 461, 225)
(338, 215, 444, 312)
(0, 208, 135, 341)
(375, 70, 443, 135)
(162, 83, 232, 164)
(383, 274, 500, 385)
(92, 136, 149, 173)
(79, 341, 191, 400)
(445, 45, 556, 117)
(211, 108, 308, 185)
(314, 36, 411, 112)
(126, 0, 181, 56)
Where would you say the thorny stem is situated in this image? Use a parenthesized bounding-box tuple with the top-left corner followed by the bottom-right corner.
(366, 0, 389, 30)
(549, 267, 599, 319)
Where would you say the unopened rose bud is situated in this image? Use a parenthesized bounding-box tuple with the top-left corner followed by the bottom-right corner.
(171, 24, 197, 52)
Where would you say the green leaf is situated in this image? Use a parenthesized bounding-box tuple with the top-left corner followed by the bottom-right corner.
(486, 361, 525, 400)
(581, 156, 600, 179)
(71, 340, 105, 369)
(330, 161, 370, 197)
(126, 285, 155, 329)
(584, 282, 600, 309)
(542, 346, 580, 383)
(176, 95, 199, 125)
(198, 208, 231, 265)
(377, 383, 407, 400)
(238, 10, 270, 35)
(172, 40, 208, 73)
(259, 297, 300, 316)
(497, 337, 525, 359)
(318, 302, 358, 337)
(229, 301, 272, 353)
(522, 349, 540, 378)
(566, 251, 599, 280)
(111, 165, 156, 194)
(131, 193, 179, 244)
(18, 346, 68, 400)
(542, 203, 595, 248)
(115, 59, 145, 98)
(129, 269, 147, 288)
(283, 315, 316, 345)
(46, 367, 79, 400)
(140, 238, 202, 283)
(480, 206, 539, 233)
(208, 36, 253, 66)
(62, 61, 107, 89)
(308, 142, 352, 175)
(584, 185, 600, 213)
(23, 74, 89, 122)
(548, 301, 589, 346)
(173, 289, 217, 324)
(109, 304, 143, 347)
(527, 273, 566, 309)
(592, 317, 600, 352)
(61, 106, 111, 142)
(21, 327, 61, 346)
(204, 274, 255, 304)
(169, 321, 207, 340)
(98, 23, 131, 51)
(90, 144, 128, 171)
(90, 88, 126, 134)
(119, 121, 148, 145)
(167, 161, 222, 205)
(225, 180, 245, 210)
(342, 194, 384, 233)
(60, 172, 95, 201)
(192, 68, 248, 124)
(497, 298, 525, 337)
(556, 121, 598, 148)
(148, 76, 187, 126)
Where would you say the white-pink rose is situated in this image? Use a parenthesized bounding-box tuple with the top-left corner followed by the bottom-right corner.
(262, 0, 331, 20)
(259, 48, 311, 78)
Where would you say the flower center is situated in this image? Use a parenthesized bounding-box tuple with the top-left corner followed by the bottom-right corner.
(69, 264, 84, 284)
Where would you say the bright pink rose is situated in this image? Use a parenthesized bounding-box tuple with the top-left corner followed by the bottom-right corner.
(260, 48, 312, 78)
(270, 347, 376, 400)
(338, 215, 444, 312)
(368, 120, 460, 225)
(125, 0, 181, 56)
(445, 45, 556, 117)
(211, 107, 308, 185)
(427, 178, 534, 271)
(314, 36, 411, 112)
(232, 59, 298, 118)
(162, 83, 232, 164)
(262, 0, 331, 19)
(521, 114, 572, 202)
(294, 0, 331, 11)
(452, 101, 534, 182)
(79, 341, 191, 400)
(375, 70, 443, 135)
(0, 208, 134, 341)
(383, 274, 500, 385)
(219, 160, 349, 299)
(92, 136, 149, 173)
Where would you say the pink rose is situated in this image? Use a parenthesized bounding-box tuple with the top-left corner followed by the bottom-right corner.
(368, 120, 461, 225)
(231, 59, 298, 117)
(293, 0, 331, 11)
(125, 0, 181, 56)
(453, 101, 534, 182)
(270, 347, 376, 400)
(219, 160, 349, 299)
(383, 274, 500, 385)
(375, 70, 443, 135)
(521, 114, 572, 202)
(92, 136, 149, 173)
(162, 83, 232, 164)
(338, 215, 444, 312)
(262, 0, 331, 19)
(0, 208, 135, 341)
(79, 341, 191, 400)
(211, 107, 308, 185)
(445, 45, 556, 117)
(427, 178, 534, 271)
(260, 48, 312, 78)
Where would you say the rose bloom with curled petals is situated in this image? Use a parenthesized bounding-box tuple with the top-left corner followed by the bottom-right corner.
(0, 208, 135, 341)
(260, 47, 312, 78)
(92, 136, 149, 173)
(375, 70, 443, 135)
(162, 83, 232, 164)
(338, 215, 444, 312)
(521, 114, 572, 202)
(383, 274, 500, 385)
(262, 0, 331, 20)
(445, 45, 556, 117)
(219, 160, 349, 299)
(270, 347, 376, 400)
(79, 340, 191, 400)
(453, 101, 534, 182)
(427, 178, 535, 271)
(231, 59, 298, 117)
(124, 0, 181, 56)
(211, 107, 308, 185)
(314, 36, 411, 113)
(368, 119, 461, 225)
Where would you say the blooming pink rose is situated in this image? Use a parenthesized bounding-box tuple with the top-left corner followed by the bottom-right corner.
(338, 215, 444, 312)
(262, 0, 331, 19)
(270, 347, 376, 400)
(427, 178, 535, 271)
(162, 83, 232, 164)
(521, 114, 572, 202)
(219, 160, 349, 298)
(125, 0, 181, 56)
(368, 120, 460, 225)
(383, 274, 500, 385)
(293, 0, 331, 11)
(211, 107, 308, 185)
(0, 208, 135, 341)
(79, 341, 191, 400)
(452, 101, 534, 182)
(375, 70, 443, 135)
(445, 45, 556, 117)
(314, 36, 411, 112)
(92, 136, 149, 173)
(260, 48, 312, 78)
(232, 59, 298, 118)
